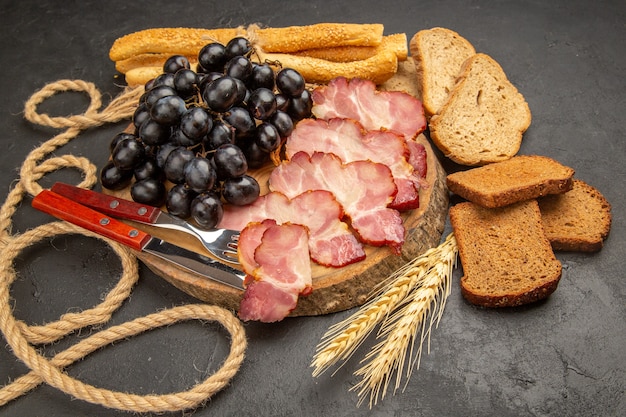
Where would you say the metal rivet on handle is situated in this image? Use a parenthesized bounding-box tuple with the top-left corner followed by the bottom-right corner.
(109, 200, 119, 209)
(138, 207, 147, 215)
(100, 218, 110, 225)
(129, 229, 139, 238)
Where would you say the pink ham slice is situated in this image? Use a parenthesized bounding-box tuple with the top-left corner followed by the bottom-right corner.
(269, 151, 405, 254)
(311, 76, 427, 140)
(311, 77, 429, 176)
(218, 190, 365, 268)
(238, 219, 312, 322)
(285, 118, 420, 210)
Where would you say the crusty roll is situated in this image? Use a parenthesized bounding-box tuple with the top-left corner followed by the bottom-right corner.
(257, 49, 398, 85)
(252, 23, 384, 52)
(109, 27, 242, 61)
(111, 24, 402, 86)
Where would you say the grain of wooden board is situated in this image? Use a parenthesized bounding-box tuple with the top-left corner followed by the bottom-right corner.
(108, 65, 449, 316)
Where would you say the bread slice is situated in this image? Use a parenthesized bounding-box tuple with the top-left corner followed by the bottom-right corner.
(409, 27, 476, 118)
(538, 179, 612, 252)
(449, 200, 562, 308)
(429, 53, 532, 166)
(446, 155, 574, 208)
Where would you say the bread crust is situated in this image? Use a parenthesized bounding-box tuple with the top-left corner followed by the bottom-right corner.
(538, 179, 612, 252)
(450, 200, 562, 308)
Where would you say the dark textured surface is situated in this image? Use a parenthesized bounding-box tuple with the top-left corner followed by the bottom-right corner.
(0, 1, 624, 416)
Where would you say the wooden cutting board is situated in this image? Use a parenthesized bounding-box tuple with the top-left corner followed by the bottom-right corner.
(112, 61, 450, 317)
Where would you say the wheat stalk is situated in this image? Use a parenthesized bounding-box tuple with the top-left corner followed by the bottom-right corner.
(311, 266, 425, 377)
(310, 233, 457, 407)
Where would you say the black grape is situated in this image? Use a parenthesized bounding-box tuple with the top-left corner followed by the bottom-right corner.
(225, 37, 251, 59)
(180, 107, 212, 141)
(100, 161, 133, 190)
(191, 192, 224, 229)
(223, 107, 255, 139)
(205, 121, 235, 150)
(151, 73, 176, 89)
(203, 76, 239, 112)
(109, 132, 136, 153)
(248, 88, 277, 120)
(111, 137, 145, 170)
(166, 184, 197, 218)
(248, 62, 275, 91)
(222, 175, 260, 206)
(150, 95, 187, 125)
(138, 118, 171, 146)
(134, 157, 163, 182)
(287, 89, 313, 121)
(213, 143, 247, 179)
(184, 156, 217, 193)
(225, 55, 253, 83)
(163, 55, 190, 74)
(173, 68, 198, 98)
(198, 43, 228, 73)
(130, 178, 166, 207)
(132, 103, 151, 131)
(276, 68, 305, 97)
(270, 110, 294, 138)
(163, 146, 195, 184)
(255, 122, 280, 153)
(144, 85, 177, 108)
(155, 143, 178, 168)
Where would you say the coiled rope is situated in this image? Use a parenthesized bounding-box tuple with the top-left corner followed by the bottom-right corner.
(0, 79, 247, 412)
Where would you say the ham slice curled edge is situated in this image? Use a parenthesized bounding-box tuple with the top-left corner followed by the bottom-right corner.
(238, 219, 312, 323)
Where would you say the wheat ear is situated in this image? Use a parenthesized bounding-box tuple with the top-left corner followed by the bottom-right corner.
(311, 233, 457, 392)
(351, 251, 455, 408)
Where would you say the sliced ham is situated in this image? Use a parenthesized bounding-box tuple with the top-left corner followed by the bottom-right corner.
(311, 77, 427, 140)
(218, 190, 365, 267)
(238, 219, 312, 322)
(285, 118, 420, 210)
(269, 151, 405, 253)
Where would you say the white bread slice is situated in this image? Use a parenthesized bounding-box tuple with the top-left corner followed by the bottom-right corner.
(429, 53, 532, 166)
(538, 179, 612, 252)
(409, 27, 476, 118)
(449, 200, 562, 308)
(446, 155, 575, 208)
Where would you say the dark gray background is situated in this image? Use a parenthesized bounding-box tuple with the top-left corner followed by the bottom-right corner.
(0, 0, 624, 416)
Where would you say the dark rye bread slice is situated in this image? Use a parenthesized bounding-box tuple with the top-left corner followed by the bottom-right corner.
(409, 27, 476, 118)
(429, 53, 532, 166)
(538, 179, 612, 252)
(450, 200, 562, 308)
(446, 155, 574, 208)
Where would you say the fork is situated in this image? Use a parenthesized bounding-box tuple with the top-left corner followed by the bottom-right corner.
(50, 182, 240, 264)
(149, 210, 240, 263)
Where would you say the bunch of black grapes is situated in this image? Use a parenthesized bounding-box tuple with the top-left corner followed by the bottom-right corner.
(101, 37, 312, 229)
